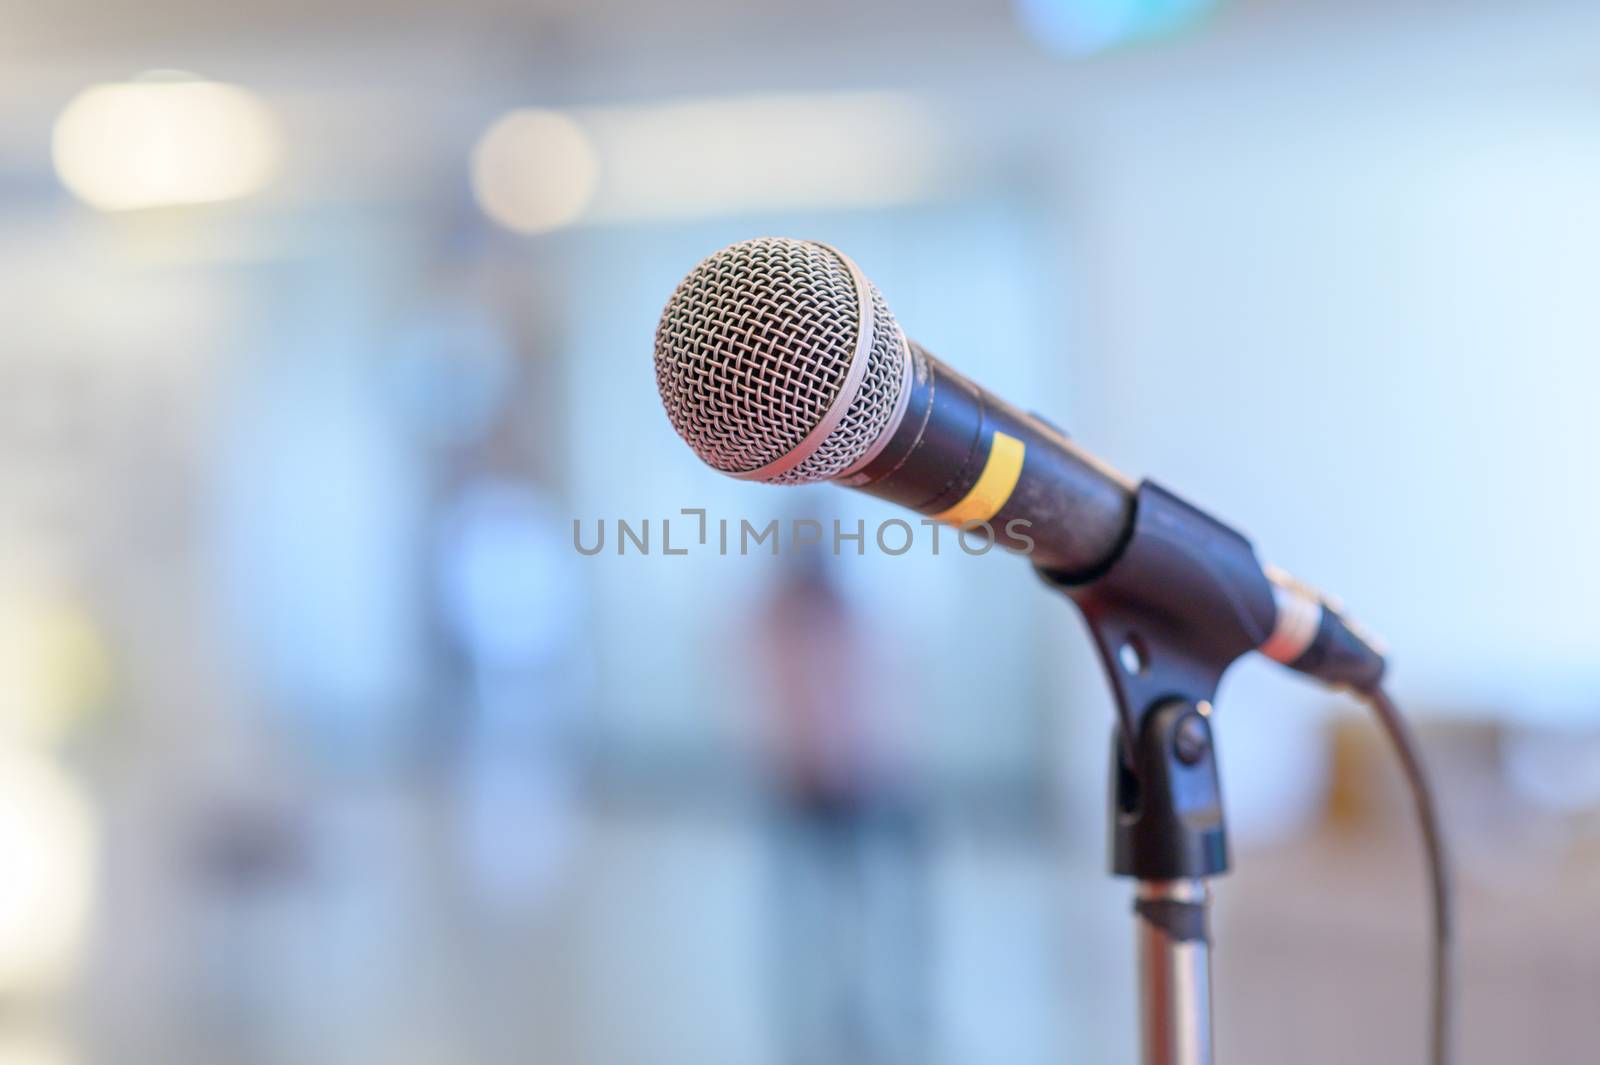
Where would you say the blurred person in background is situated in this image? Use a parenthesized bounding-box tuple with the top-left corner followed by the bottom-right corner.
(397, 255, 589, 914)
(750, 540, 928, 1065)
(434, 468, 587, 912)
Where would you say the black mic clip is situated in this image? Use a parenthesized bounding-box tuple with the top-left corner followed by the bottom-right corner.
(1038, 481, 1279, 881)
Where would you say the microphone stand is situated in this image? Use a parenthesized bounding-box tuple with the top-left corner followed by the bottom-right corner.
(1039, 482, 1273, 1065)
(1111, 700, 1226, 1065)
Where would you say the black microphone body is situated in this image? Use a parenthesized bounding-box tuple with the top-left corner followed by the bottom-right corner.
(841, 339, 1385, 692)
(840, 340, 1134, 576)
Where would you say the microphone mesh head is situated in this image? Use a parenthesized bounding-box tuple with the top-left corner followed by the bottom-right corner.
(653, 237, 908, 484)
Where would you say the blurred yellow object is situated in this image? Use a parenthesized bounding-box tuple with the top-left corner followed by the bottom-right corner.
(51, 72, 281, 211)
(0, 598, 111, 746)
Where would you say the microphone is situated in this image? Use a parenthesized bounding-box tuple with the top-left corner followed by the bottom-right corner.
(653, 237, 1385, 692)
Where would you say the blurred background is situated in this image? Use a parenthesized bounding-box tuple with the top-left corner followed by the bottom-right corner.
(2, 0, 1599, 1062)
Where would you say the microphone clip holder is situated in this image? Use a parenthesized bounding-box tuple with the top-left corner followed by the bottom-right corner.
(1040, 480, 1281, 1064)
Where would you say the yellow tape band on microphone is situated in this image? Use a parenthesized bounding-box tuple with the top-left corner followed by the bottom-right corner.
(933, 430, 1026, 525)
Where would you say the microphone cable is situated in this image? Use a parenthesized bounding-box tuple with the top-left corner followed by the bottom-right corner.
(1360, 686, 1453, 1065)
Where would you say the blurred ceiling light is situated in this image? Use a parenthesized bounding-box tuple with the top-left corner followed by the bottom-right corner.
(471, 109, 599, 234)
(52, 72, 280, 212)
(580, 92, 949, 223)
(472, 92, 952, 232)
(1016, 0, 1216, 55)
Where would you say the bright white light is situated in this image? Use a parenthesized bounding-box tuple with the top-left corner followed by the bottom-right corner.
(0, 747, 96, 993)
(579, 91, 950, 223)
(471, 109, 598, 234)
(52, 74, 280, 211)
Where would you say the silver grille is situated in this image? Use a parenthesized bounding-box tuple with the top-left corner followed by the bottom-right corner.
(653, 237, 909, 484)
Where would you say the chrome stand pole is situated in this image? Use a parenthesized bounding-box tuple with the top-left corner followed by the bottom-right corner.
(1135, 878, 1213, 1065)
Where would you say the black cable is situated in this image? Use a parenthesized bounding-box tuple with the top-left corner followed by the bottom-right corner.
(1359, 686, 1453, 1065)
